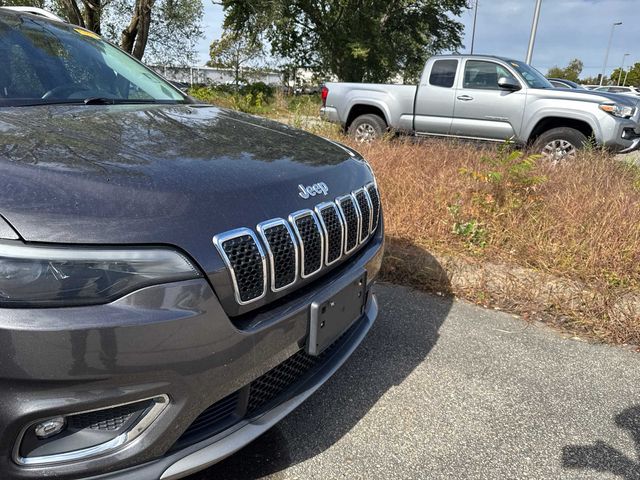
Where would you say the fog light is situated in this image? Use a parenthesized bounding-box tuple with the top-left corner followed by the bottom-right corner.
(17, 395, 168, 465)
(34, 417, 66, 439)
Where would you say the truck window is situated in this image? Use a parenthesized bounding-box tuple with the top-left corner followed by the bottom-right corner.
(463, 60, 518, 90)
(429, 60, 458, 88)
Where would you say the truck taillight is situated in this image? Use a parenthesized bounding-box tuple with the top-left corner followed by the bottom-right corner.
(321, 86, 328, 107)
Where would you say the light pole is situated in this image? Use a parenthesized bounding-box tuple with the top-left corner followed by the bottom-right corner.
(470, 0, 479, 54)
(623, 68, 630, 86)
(525, 0, 543, 64)
(600, 21, 622, 85)
(618, 53, 630, 85)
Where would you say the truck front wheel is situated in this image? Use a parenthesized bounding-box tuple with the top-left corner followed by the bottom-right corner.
(532, 127, 589, 163)
(348, 114, 386, 142)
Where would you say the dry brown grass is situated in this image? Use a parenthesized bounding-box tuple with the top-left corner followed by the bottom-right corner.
(341, 137, 640, 344)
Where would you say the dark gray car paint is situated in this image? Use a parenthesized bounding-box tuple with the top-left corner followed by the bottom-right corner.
(0, 228, 383, 479)
(0, 104, 375, 315)
(0, 99, 382, 480)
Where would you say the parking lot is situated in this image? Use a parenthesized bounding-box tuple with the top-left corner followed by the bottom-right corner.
(191, 284, 640, 479)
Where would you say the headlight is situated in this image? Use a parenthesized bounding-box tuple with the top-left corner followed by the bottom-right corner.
(599, 103, 636, 118)
(0, 242, 201, 307)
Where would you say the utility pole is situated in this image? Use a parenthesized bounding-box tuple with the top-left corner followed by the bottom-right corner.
(618, 53, 630, 85)
(600, 21, 622, 86)
(470, 0, 479, 54)
(525, 0, 543, 64)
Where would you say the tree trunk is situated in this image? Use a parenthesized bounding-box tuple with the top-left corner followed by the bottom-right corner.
(81, 0, 102, 34)
(60, 0, 86, 29)
(120, 0, 154, 60)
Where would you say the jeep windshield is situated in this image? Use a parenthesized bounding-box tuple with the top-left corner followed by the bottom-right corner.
(0, 11, 188, 107)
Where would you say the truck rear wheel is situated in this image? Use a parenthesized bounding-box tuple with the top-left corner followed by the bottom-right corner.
(348, 114, 386, 142)
(533, 127, 589, 163)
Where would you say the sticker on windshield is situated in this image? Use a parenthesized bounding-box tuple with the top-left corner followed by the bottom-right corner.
(74, 28, 100, 39)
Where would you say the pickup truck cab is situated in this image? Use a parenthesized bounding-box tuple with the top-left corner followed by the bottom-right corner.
(322, 55, 640, 160)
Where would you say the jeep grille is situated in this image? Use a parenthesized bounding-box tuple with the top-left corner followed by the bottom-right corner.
(214, 183, 381, 305)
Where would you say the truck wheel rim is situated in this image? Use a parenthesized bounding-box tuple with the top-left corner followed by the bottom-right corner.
(541, 139, 576, 162)
(355, 124, 377, 142)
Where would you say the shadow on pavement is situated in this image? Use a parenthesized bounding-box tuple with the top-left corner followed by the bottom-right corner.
(188, 245, 453, 479)
(562, 405, 640, 479)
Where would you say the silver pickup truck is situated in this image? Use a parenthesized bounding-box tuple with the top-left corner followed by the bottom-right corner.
(321, 55, 640, 160)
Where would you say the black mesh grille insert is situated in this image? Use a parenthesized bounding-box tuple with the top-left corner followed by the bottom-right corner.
(339, 197, 359, 252)
(67, 403, 145, 431)
(247, 350, 319, 414)
(221, 234, 264, 302)
(263, 224, 297, 289)
(173, 391, 240, 449)
(319, 205, 343, 264)
(355, 191, 371, 242)
(294, 214, 322, 276)
(366, 184, 380, 231)
(246, 318, 362, 416)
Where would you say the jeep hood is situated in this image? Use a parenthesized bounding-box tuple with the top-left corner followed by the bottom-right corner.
(0, 104, 374, 273)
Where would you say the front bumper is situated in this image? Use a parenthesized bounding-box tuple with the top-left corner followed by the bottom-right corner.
(0, 228, 383, 480)
(601, 115, 640, 153)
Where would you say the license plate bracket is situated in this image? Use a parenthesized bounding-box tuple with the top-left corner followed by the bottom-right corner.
(307, 271, 367, 356)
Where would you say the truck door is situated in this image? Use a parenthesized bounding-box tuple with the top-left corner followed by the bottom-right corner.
(450, 59, 526, 141)
(413, 59, 459, 135)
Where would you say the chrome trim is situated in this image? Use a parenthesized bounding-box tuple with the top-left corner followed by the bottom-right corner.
(365, 182, 380, 232)
(335, 195, 361, 255)
(213, 228, 267, 305)
(314, 202, 345, 266)
(353, 188, 374, 243)
(256, 218, 299, 292)
(288, 209, 324, 279)
(14, 395, 169, 466)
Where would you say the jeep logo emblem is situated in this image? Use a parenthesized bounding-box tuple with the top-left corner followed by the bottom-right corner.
(298, 182, 329, 199)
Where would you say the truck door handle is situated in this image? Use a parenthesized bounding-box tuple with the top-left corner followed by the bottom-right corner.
(457, 95, 474, 101)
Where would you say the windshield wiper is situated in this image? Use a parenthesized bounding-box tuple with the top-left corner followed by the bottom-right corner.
(83, 97, 116, 105)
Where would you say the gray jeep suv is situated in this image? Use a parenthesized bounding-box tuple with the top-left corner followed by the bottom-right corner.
(0, 8, 383, 479)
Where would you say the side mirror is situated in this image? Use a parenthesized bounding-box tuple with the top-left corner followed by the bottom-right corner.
(498, 77, 522, 91)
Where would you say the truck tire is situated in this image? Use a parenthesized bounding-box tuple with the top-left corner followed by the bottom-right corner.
(348, 114, 386, 142)
(532, 127, 589, 162)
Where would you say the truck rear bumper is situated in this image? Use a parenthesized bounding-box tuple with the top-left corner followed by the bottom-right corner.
(320, 107, 341, 124)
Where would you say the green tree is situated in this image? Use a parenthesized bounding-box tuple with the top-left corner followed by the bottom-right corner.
(218, 0, 466, 83)
(546, 58, 583, 82)
(207, 30, 264, 87)
(0, 0, 203, 63)
(610, 62, 640, 87)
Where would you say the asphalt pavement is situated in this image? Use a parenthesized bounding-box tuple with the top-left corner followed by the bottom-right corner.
(189, 283, 640, 479)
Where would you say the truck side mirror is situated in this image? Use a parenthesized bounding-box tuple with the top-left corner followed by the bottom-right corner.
(498, 77, 522, 91)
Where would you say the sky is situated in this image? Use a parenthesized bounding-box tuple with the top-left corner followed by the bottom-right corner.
(196, 0, 639, 79)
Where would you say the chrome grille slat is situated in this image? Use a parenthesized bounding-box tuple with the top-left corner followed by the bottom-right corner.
(366, 183, 380, 231)
(315, 202, 344, 266)
(213, 229, 267, 305)
(336, 195, 361, 254)
(289, 210, 324, 279)
(354, 188, 373, 243)
(257, 219, 299, 292)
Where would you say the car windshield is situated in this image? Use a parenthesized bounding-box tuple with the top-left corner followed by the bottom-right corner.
(0, 12, 187, 107)
(506, 60, 554, 89)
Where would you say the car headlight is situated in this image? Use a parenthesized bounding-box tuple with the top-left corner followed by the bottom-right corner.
(0, 242, 201, 307)
(599, 103, 636, 118)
